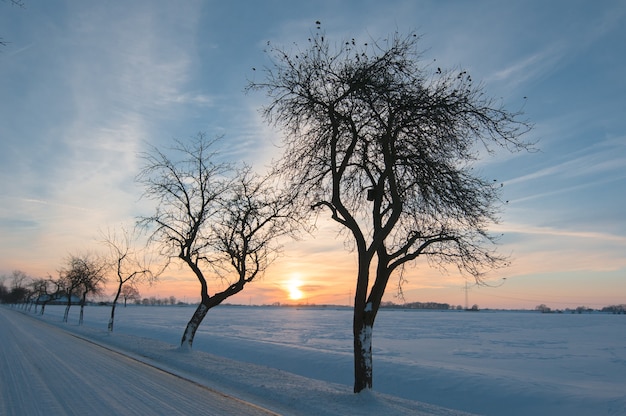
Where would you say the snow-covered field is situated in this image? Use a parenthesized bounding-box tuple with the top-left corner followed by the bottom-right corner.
(7, 304, 626, 415)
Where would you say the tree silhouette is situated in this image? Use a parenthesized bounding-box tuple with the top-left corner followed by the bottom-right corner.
(101, 226, 159, 331)
(138, 133, 298, 349)
(250, 25, 532, 392)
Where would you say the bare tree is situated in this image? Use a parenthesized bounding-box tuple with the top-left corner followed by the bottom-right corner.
(58, 263, 81, 322)
(0, 280, 8, 303)
(138, 134, 297, 349)
(77, 257, 107, 325)
(250, 27, 532, 392)
(28, 278, 48, 313)
(101, 226, 159, 331)
(121, 285, 140, 306)
(8, 270, 30, 291)
(37, 276, 62, 316)
(4, 270, 31, 307)
(59, 254, 106, 324)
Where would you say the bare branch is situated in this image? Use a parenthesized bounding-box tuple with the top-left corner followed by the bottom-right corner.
(250, 25, 533, 392)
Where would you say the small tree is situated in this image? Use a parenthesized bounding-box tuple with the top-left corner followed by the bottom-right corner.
(6, 286, 29, 305)
(37, 277, 62, 316)
(29, 278, 49, 313)
(101, 227, 158, 331)
(121, 285, 140, 307)
(5, 270, 31, 307)
(138, 134, 298, 349)
(250, 26, 531, 392)
(0, 280, 8, 303)
(77, 256, 107, 325)
(535, 304, 551, 313)
(59, 254, 106, 324)
(58, 264, 81, 322)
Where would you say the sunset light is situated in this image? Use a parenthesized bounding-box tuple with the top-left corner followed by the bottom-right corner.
(1, 4, 625, 415)
(287, 274, 304, 301)
(1, 2, 625, 313)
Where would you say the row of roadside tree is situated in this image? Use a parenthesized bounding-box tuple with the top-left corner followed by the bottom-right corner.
(2, 23, 535, 394)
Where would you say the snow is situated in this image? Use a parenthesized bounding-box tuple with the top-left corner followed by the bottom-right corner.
(359, 324, 373, 381)
(3, 305, 626, 415)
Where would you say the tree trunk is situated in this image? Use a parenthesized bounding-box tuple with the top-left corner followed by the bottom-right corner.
(352, 251, 374, 392)
(63, 296, 71, 323)
(353, 303, 374, 392)
(180, 302, 209, 349)
(79, 292, 87, 325)
(108, 303, 117, 332)
(108, 284, 122, 332)
(353, 257, 389, 392)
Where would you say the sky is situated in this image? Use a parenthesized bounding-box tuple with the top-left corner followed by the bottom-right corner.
(1, 0, 625, 310)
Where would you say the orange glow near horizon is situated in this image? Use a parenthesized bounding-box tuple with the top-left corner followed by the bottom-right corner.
(8, 213, 626, 310)
(286, 274, 304, 301)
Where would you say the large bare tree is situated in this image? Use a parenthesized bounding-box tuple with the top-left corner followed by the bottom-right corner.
(138, 134, 297, 349)
(249, 27, 532, 392)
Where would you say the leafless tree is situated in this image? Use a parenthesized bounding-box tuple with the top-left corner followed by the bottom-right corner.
(249, 26, 532, 392)
(121, 285, 140, 306)
(36, 276, 62, 316)
(58, 265, 81, 322)
(0, 280, 8, 303)
(3, 270, 31, 306)
(8, 269, 29, 290)
(28, 278, 48, 313)
(138, 134, 298, 349)
(59, 254, 107, 324)
(101, 226, 159, 331)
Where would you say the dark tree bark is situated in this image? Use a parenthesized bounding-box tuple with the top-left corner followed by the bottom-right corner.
(250, 26, 532, 392)
(138, 135, 298, 349)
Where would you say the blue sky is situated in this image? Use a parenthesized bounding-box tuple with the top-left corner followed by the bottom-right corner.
(1, 0, 625, 309)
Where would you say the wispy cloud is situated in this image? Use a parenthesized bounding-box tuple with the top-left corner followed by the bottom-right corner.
(505, 138, 626, 187)
(487, 44, 566, 87)
(495, 222, 626, 244)
(19, 197, 90, 213)
(166, 93, 215, 106)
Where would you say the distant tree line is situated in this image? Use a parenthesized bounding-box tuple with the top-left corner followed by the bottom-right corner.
(535, 304, 625, 314)
(0, 269, 189, 311)
(601, 305, 626, 314)
(138, 296, 185, 306)
(0, 259, 106, 323)
(0, 227, 160, 331)
(0, 244, 156, 329)
(381, 301, 454, 310)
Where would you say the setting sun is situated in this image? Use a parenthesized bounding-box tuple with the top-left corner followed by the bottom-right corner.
(287, 274, 304, 301)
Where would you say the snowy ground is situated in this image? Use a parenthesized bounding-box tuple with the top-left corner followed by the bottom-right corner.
(3, 304, 626, 415)
(0, 308, 273, 415)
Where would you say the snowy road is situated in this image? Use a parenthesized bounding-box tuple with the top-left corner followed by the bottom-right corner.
(0, 308, 276, 416)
